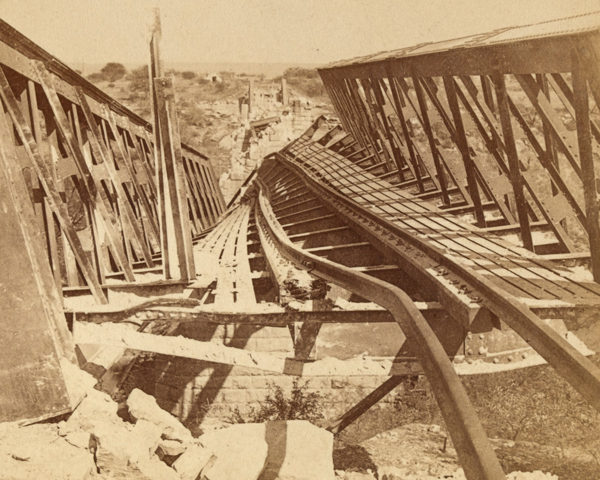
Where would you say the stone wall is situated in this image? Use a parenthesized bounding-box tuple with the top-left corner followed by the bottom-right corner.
(121, 321, 397, 434)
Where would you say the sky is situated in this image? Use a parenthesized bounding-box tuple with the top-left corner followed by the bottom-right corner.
(0, 0, 599, 68)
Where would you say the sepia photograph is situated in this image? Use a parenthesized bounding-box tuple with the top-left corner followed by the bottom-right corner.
(0, 1, 600, 478)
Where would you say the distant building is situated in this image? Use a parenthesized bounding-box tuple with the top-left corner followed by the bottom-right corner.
(205, 73, 222, 83)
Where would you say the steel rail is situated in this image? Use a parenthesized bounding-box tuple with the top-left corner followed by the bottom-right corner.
(275, 152, 600, 414)
(255, 177, 505, 480)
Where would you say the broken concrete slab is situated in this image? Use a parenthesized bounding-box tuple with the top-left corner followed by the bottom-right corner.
(127, 388, 193, 442)
(200, 423, 269, 480)
(171, 443, 215, 480)
(259, 420, 336, 480)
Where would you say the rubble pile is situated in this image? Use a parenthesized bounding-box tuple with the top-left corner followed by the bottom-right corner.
(0, 381, 337, 480)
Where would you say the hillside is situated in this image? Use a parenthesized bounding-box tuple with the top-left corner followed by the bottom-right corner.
(88, 65, 333, 201)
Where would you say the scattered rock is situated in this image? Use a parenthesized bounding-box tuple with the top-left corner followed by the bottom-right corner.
(200, 423, 268, 480)
(156, 438, 187, 457)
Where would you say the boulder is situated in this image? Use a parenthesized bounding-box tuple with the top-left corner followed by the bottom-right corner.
(171, 443, 215, 480)
(157, 438, 187, 457)
(127, 388, 192, 442)
(200, 423, 269, 480)
(258, 420, 336, 480)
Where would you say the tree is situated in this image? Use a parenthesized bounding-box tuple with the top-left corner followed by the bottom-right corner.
(128, 65, 150, 92)
(100, 62, 127, 82)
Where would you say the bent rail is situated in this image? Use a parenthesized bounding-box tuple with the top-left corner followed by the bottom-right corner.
(276, 148, 600, 413)
(255, 177, 505, 480)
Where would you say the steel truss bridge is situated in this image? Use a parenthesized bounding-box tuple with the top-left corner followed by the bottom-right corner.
(3, 11, 600, 480)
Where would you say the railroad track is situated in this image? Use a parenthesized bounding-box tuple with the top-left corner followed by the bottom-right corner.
(235, 118, 600, 480)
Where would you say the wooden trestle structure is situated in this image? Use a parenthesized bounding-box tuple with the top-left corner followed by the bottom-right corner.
(4, 11, 600, 480)
(0, 18, 225, 424)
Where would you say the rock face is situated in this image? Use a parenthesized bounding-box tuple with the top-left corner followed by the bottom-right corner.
(259, 420, 336, 480)
(199, 423, 269, 480)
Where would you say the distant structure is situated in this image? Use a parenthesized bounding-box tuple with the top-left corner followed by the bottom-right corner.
(205, 73, 222, 83)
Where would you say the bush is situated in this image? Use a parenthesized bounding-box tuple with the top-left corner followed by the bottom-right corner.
(282, 67, 326, 98)
(181, 71, 197, 80)
(100, 62, 127, 82)
(128, 65, 150, 93)
(87, 72, 105, 83)
(230, 379, 325, 424)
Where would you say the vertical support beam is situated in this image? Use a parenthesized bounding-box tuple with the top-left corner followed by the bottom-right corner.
(150, 8, 170, 275)
(386, 73, 425, 192)
(28, 80, 63, 295)
(493, 72, 534, 250)
(538, 75, 560, 197)
(442, 76, 486, 226)
(154, 77, 195, 280)
(370, 78, 406, 181)
(572, 50, 600, 282)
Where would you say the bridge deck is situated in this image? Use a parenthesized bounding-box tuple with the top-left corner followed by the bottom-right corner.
(282, 123, 600, 313)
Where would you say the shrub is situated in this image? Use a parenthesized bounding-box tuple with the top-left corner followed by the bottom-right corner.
(181, 71, 197, 80)
(87, 72, 105, 83)
(101, 62, 127, 82)
(230, 379, 325, 424)
(128, 65, 150, 93)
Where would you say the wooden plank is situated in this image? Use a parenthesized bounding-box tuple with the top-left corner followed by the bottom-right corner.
(572, 51, 600, 283)
(326, 375, 405, 434)
(515, 73, 582, 179)
(493, 73, 533, 250)
(442, 76, 486, 227)
(0, 99, 75, 423)
(149, 11, 171, 278)
(107, 109, 161, 245)
(76, 90, 156, 270)
(154, 77, 195, 280)
(33, 61, 136, 284)
(385, 75, 425, 190)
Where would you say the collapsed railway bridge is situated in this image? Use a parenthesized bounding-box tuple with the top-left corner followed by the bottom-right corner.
(3, 10, 600, 480)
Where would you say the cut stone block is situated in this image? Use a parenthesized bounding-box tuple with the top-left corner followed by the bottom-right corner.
(200, 423, 268, 480)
